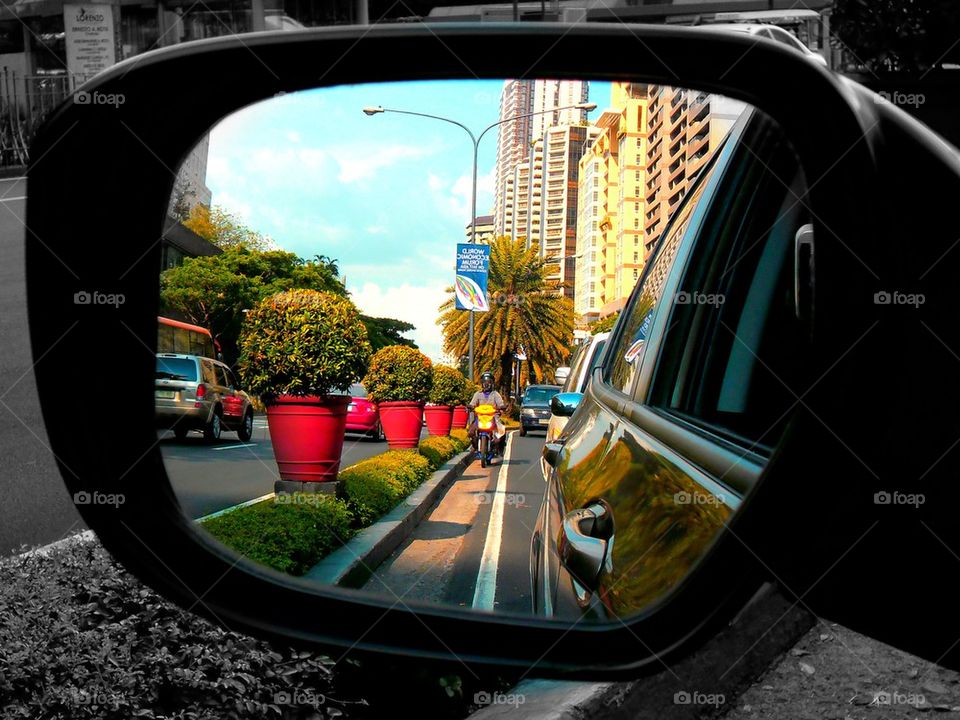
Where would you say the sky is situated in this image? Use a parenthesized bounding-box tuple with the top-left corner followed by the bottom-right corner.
(204, 79, 610, 362)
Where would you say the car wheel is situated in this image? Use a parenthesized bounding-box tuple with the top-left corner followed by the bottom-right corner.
(236, 410, 253, 442)
(173, 425, 188, 441)
(371, 422, 384, 442)
(203, 410, 222, 443)
(519, 426, 527, 437)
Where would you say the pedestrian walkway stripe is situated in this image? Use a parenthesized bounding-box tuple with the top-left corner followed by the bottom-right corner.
(472, 432, 514, 611)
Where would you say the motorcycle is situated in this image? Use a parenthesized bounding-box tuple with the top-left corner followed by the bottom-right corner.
(474, 403, 505, 468)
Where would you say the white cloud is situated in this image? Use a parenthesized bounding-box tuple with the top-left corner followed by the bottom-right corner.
(366, 225, 387, 235)
(349, 281, 451, 363)
(331, 144, 433, 183)
(287, 131, 302, 144)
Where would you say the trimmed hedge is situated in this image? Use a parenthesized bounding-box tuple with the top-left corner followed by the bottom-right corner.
(200, 494, 354, 576)
(238, 289, 371, 398)
(429, 365, 468, 406)
(337, 450, 432, 526)
(363, 345, 433, 403)
(449, 427, 470, 453)
(418, 435, 458, 471)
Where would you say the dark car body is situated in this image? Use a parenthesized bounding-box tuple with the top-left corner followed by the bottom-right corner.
(519, 384, 561, 436)
(532, 105, 801, 619)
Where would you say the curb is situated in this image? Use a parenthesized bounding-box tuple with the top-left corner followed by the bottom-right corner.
(4, 529, 97, 564)
(304, 450, 473, 588)
(195, 492, 276, 523)
(467, 583, 816, 719)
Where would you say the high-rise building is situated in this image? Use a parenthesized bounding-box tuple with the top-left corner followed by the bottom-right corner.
(643, 87, 743, 257)
(493, 79, 590, 238)
(540, 123, 600, 299)
(574, 83, 649, 322)
(573, 83, 743, 323)
(493, 80, 533, 237)
(465, 215, 495, 243)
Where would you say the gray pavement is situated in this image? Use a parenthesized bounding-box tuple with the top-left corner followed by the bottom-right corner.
(0, 176, 89, 556)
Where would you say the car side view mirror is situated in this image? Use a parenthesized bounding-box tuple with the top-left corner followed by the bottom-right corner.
(26, 22, 960, 678)
(550, 392, 582, 417)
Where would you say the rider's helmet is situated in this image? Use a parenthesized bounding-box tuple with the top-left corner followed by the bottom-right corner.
(480, 371, 495, 391)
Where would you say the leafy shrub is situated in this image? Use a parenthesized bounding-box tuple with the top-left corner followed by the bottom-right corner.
(201, 494, 354, 576)
(338, 450, 432, 526)
(363, 345, 433, 403)
(449, 427, 470, 453)
(418, 435, 458, 470)
(0, 539, 368, 720)
(428, 365, 468, 406)
(238, 289, 371, 399)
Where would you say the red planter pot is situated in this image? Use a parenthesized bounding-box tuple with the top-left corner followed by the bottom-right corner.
(452, 405, 469, 429)
(424, 405, 454, 437)
(378, 401, 424, 449)
(265, 394, 350, 483)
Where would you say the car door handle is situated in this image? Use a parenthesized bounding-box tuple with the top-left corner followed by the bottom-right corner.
(542, 440, 566, 468)
(559, 500, 614, 591)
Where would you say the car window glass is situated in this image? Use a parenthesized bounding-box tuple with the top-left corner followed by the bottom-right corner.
(201, 361, 218, 386)
(603, 153, 722, 396)
(649, 116, 807, 447)
(563, 341, 591, 392)
(156, 357, 197, 382)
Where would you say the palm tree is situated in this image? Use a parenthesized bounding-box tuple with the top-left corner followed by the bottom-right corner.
(438, 236, 574, 391)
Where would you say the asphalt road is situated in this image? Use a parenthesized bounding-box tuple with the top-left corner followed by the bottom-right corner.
(163, 419, 424, 519)
(0, 176, 90, 557)
(362, 429, 548, 615)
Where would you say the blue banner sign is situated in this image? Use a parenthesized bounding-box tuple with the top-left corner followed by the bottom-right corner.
(455, 243, 490, 312)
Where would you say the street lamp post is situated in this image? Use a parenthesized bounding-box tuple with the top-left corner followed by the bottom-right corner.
(363, 99, 597, 381)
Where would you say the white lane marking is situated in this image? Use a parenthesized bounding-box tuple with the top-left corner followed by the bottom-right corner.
(0, 177, 25, 181)
(210, 442, 258, 451)
(196, 492, 275, 522)
(0, 196, 26, 201)
(472, 432, 514, 611)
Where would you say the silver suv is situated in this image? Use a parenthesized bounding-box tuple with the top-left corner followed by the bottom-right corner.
(155, 354, 254, 442)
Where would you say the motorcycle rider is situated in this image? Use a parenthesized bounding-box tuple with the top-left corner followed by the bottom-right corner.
(468, 371, 509, 456)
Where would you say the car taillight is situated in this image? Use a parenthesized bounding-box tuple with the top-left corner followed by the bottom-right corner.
(196, 384, 206, 400)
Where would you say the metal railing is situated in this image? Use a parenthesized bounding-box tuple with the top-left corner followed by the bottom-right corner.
(0, 70, 83, 167)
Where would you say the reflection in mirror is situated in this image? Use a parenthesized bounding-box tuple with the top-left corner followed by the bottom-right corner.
(156, 79, 804, 623)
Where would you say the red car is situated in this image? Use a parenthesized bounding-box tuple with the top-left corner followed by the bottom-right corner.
(340, 383, 383, 441)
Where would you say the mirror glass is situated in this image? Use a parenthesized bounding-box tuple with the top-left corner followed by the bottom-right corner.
(156, 79, 805, 623)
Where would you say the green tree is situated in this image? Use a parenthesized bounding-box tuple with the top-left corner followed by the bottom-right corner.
(160, 246, 346, 364)
(832, 0, 960, 73)
(184, 204, 272, 251)
(361, 315, 417, 352)
(438, 236, 574, 391)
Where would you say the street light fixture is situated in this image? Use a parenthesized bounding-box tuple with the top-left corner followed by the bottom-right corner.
(363, 99, 597, 380)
